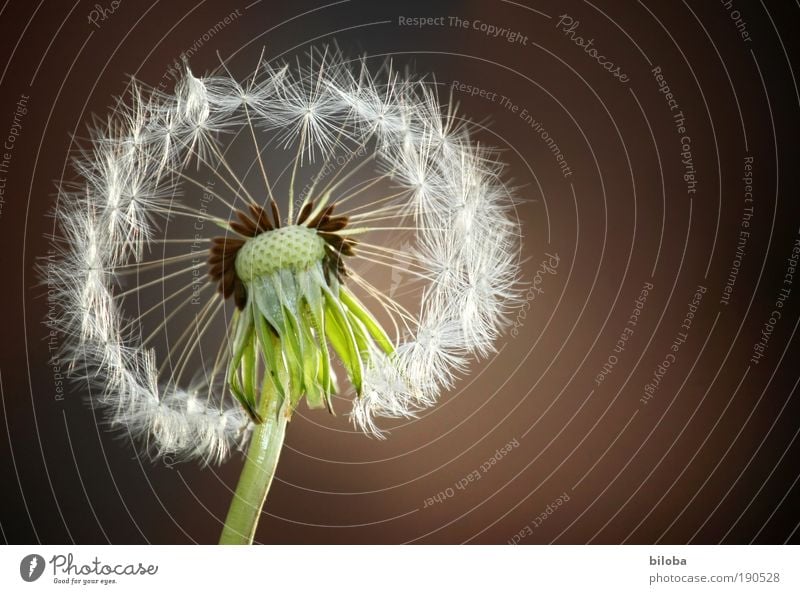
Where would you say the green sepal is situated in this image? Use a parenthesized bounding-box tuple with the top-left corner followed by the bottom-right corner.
(345, 307, 370, 358)
(252, 273, 286, 335)
(241, 334, 257, 407)
(275, 272, 305, 408)
(340, 288, 395, 356)
(252, 302, 286, 407)
(298, 267, 334, 405)
(252, 272, 302, 405)
(298, 313, 325, 409)
(226, 306, 262, 423)
(282, 270, 323, 408)
(322, 287, 363, 395)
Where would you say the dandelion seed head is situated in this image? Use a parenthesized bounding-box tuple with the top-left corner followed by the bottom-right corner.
(49, 47, 521, 463)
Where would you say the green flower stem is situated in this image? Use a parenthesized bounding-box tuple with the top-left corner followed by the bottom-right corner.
(219, 383, 287, 545)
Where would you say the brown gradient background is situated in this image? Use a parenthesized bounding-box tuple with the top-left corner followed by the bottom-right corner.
(1, 0, 799, 544)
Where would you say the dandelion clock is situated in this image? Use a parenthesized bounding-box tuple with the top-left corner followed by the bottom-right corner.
(49, 48, 520, 544)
